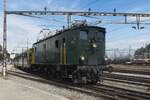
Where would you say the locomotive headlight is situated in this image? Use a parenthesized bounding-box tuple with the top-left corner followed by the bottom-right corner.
(93, 43, 97, 48)
(81, 56, 85, 61)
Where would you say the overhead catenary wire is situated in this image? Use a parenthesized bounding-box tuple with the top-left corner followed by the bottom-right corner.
(16, 14, 66, 23)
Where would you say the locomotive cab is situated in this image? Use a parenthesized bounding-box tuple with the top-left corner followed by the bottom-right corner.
(65, 26, 106, 84)
(78, 29, 105, 66)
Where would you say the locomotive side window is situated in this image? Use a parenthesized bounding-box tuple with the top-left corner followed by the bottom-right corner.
(80, 31, 88, 40)
(43, 44, 46, 49)
(34, 47, 37, 52)
(55, 40, 59, 48)
(43, 44, 46, 57)
(62, 38, 66, 46)
(63, 38, 66, 43)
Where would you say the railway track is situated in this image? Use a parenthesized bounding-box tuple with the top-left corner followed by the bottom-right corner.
(113, 68, 150, 75)
(103, 77, 150, 87)
(8, 70, 150, 100)
(104, 72, 150, 83)
(91, 84, 150, 100)
(111, 64, 150, 75)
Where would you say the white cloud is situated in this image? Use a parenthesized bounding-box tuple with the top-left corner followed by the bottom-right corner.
(6, 15, 42, 53)
(106, 33, 150, 49)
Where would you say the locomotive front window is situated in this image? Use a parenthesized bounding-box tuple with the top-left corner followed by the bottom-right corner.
(80, 31, 88, 40)
(43, 44, 46, 49)
(96, 32, 105, 42)
(55, 40, 59, 48)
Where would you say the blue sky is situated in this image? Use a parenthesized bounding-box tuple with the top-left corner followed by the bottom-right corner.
(0, 0, 150, 55)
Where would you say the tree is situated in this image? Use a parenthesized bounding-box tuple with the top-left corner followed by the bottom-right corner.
(0, 44, 10, 61)
(134, 44, 150, 56)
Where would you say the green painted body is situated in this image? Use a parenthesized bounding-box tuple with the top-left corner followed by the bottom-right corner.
(33, 26, 105, 66)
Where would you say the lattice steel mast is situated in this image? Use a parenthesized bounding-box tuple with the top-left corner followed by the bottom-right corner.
(2, 0, 7, 78)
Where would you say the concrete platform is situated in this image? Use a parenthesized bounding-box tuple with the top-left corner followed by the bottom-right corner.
(0, 64, 13, 73)
(0, 65, 68, 100)
(0, 78, 68, 100)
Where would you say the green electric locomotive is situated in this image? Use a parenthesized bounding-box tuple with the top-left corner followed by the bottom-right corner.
(15, 25, 107, 84)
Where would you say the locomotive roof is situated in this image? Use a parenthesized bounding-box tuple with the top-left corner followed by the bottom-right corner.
(33, 26, 105, 45)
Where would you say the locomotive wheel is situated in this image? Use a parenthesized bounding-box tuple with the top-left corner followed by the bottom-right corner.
(72, 71, 87, 84)
(56, 71, 62, 80)
(108, 66, 113, 72)
(72, 72, 78, 84)
(91, 80, 97, 85)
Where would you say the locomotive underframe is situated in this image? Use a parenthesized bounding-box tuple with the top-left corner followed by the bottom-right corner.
(24, 64, 105, 84)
